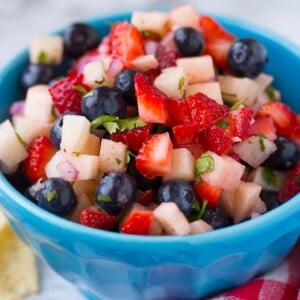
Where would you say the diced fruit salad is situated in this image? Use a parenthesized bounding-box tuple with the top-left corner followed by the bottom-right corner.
(0, 5, 299, 236)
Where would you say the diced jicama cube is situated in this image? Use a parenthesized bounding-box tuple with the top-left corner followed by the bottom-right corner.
(131, 55, 159, 72)
(253, 197, 267, 214)
(163, 148, 195, 181)
(29, 36, 63, 64)
(153, 202, 191, 235)
(0, 120, 28, 173)
(199, 151, 245, 192)
(219, 75, 259, 107)
(12, 115, 52, 145)
(185, 82, 223, 104)
(60, 115, 91, 153)
(247, 167, 286, 192)
(190, 219, 213, 234)
(24, 85, 54, 123)
(99, 139, 128, 173)
(77, 134, 100, 156)
(131, 11, 169, 36)
(154, 66, 187, 99)
(69, 193, 93, 223)
(233, 135, 277, 168)
(176, 56, 215, 84)
(251, 91, 270, 113)
(169, 5, 200, 29)
(254, 73, 274, 94)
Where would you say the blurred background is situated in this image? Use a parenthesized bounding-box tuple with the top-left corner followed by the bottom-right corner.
(0, 0, 299, 299)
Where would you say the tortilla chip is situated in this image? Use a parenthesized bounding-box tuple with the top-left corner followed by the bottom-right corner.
(0, 210, 39, 300)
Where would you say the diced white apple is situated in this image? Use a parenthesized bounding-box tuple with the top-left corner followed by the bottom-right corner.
(0, 120, 28, 173)
(251, 91, 270, 113)
(131, 11, 169, 36)
(185, 82, 223, 104)
(12, 115, 52, 145)
(247, 167, 286, 192)
(190, 219, 213, 234)
(29, 36, 63, 64)
(153, 202, 191, 235)
(77, 133, 100, 156)
(253, 197, 267, 214)
(219, 75, 259, 107)
(169, 5, 200, 29)
(163, 148, 195, 181)
(254, 73, 274, 94)
(130, 55, 159, 72)
(200, 151, 245, 192)
(233, 136, 277, 168)
(154, 66, 187, 99)
(69, 193, 93, 223)
(60, 115, 91, 153)
(98, 139, 128, 173)
(24, 85, 54, 123)
(176, 56, 215, 84)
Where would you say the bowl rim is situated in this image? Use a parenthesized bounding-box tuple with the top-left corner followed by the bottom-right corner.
(0, 11, 300, 248)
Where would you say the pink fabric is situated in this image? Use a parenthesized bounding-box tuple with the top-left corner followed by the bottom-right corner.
(211, 240, 300, 300)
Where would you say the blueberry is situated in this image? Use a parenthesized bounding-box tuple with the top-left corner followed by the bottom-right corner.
(156, 179, 200, 221)
(95, 172, 137, 215)
(64, 23, 100, 58)
(81, 86, 127, 122)
(263, 136, 299, 171)
(21, 64, 55, 89)
(228, 38, 268, 78)
(201, 207, 233, 229)
(25, 179, 45, 204)
(35, 178, 77, 216)
(114, 69, 139, 106)
(260, 190, 280, 211)
(174, 27, 204, 57)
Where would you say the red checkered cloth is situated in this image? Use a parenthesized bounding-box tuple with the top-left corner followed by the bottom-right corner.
(211, 240, 300, 300)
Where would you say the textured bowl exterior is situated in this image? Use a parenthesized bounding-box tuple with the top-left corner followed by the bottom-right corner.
(0, 13, 300, 300)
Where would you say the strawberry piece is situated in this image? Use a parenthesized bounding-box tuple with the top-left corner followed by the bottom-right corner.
(248, 116, 277, 141)
(98, 35, 112, 56)
(110, 124, 152, 152)
(49, 74, 91, 114)
(136, 189, 155, 206)
(290, 126, 300, 148)
(144, 68, 161, 83)
(179, 143, 206, 159)
(205, 125, 233, 155)
(156, 46, 180, 70)
(168, 98, 191, 126)
(296, 115, 300, 126)
(136, 132, 173, 179)
(22, 135, 56, 183)
(278, 163, 300, 203)
(194, 180, 222, 208)
(257, 102, 297, 136)
(110, 21, 145, 67)
(80, 206, 116, 230)
(172, 122, 200, 146)
(72, 49, 100, 75)
(134, 73, 169, 124)
(120, 210, 154, 235)
(186, 93, 230, 132)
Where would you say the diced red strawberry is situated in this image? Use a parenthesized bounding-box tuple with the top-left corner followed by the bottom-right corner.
(296, 115, 300, 126)
(289, 126, 300, 148)
(226, 107, 254, 140)
(110, 21, 145, 67)
(168, 98, 191, 126)
(205, 125, 233, 155)
(80, 206, 116, 230)
(136, 132, 173, 179)
(248, 116, 277, 141)
(156, 45, 180, 70)
(120, 210, 154, 235)
(257, 102, 297, 136)
(194, 179, 222, 208)
(186, 93, 230, 132)
(144, 68, 161, 83)
(22, 135, 56, 183)
(49, 74, 91, 114)
(179, 143, 206, 159)
(172, 122, 200, 146)
(136, 189, 155, 206)
(110, 124, 152, 152)
(98, 36, 112, 56)
(71, 49, 100, 75)
(278, 163, 300, 203)
(134, 73, 169, 124)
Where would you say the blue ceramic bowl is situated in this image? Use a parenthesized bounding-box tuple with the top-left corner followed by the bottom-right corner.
(0, 12, 300, 300)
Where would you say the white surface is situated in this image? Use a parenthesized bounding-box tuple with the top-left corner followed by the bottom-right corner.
(0, 1, 299, 299)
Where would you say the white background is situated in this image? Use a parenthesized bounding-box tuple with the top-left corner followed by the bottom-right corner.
(0, 1, 299, 299)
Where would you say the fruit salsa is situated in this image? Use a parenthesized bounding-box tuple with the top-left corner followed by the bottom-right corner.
(0, 5, 299, 236)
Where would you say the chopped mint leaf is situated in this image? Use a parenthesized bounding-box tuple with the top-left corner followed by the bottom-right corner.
(90, 115, 119, 131)
(222, 92, 237, 99)
(141, 30, 161, 41)
(72, 151, 81, 157)
(265, 85, 277, 101)
(199, 199, 208, 219)
(94, 77, 105, 85)
(126, 150, 131, 164)
(51, 105, 59, 118)
(15, 132, 27, 148)
(45, 190, 57, 202)
(84, 90, 94, 98)
(97, 195, 112, 202)
(115, 158, 121, 165)
(258, 134, 266, 152)
(178, 77, 185, 93)
(216, 120, 228, 129)
(37, 50, 47, 64)
(103, 121, 119, 134)
(262, 167, 277, 186)
(72, 85, 88, 95)
(118, 117, 147, 131)
(189, 200, 201, 222)
(295, 176, 300, 184)
(194, 152, 215, 180)
(231, 99, 246, 110)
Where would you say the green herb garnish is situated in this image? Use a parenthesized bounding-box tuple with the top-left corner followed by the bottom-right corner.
(178, 77, 185, 93)
(72, 151, 81, 157)
(222, 92, 237, 99)
(199, 199, 208, 219)
(262, 167, 277, 186)
(258, 134, 266, 152)
(231, 99, 246, 110)
(97, 195, 112, 203)
(37, 50, 47, 63)
(45, 190, 57, 202)
(141, 30, 161, 41)
(90, 115, 119, 131)
(126, 150, 131, 164)
(194, 152, 215, 180)
(15, 132, 27, 148)
(118, 117, 147, 131)
(115, 158, 121, 165)
(265, 85, 277, 101)
(94, 77, 105, 85)
(216, 120, 228, 129)
(103, 121, 120, 134)
(72, 85, 88, 95)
